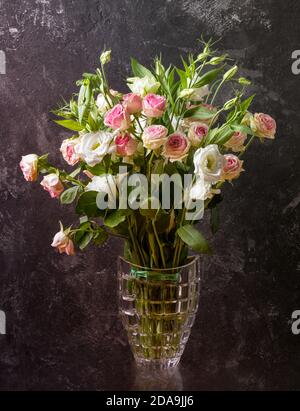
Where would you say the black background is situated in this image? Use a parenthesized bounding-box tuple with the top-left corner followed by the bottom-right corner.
(0, 0, 300, 390)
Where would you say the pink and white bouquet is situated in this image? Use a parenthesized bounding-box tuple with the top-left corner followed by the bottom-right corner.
(20, 41, 276, 269)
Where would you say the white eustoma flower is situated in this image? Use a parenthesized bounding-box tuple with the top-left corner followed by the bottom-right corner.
(96, 94, 110, 114)
(86, 174, 116, 195)
(193, 144, 224, 183)
(127, 76, 160, 97)
(76, 132, 115, 167)
(189, 179, 213, 201)
(86, 174, 117, 209)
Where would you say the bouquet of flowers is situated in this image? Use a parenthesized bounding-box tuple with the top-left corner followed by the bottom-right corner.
(20, 40, 276, 270)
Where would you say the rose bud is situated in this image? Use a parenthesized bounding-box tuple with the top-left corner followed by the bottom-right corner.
(250, 113, 276, 139)
(221, 154, 244, 181)
(142, 125, 168, 150)
(123, 93, 143, 114)
(224, 131, 247, 152)
(162, 132, 191, 162)
(40, 174, 64, 198)
(188, 122, 209, 147)
(19, 154, 39, 182)
(51, 230, 75, 256)
(142, 94, 166, 118)
(60, 138, 81, 166)
(115, 133, 138, 156)
(104, 104, 131, 131)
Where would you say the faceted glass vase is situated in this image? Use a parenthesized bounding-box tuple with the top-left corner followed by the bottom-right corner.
(118, 256, 201, 369)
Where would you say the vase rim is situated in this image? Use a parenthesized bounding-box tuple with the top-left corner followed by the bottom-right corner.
(118, 255, 200, 272)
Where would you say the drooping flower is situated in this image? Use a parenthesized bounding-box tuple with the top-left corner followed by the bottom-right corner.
(19, 154, 39, 182)
(60, 138, 81, 166)
(142, 94, 166, 118)
(51, 230, 75, 256)
(115, 133, 138, 156)
(163, 132, 191, 162)
(75, 132, 115, 167)
(40, 174, 64, 198)
(142, 125, 168, 150)
(104, 104, 131, 131)
(193, 144, 224, 183)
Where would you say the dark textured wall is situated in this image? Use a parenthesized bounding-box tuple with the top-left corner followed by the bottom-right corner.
(0, 0, 299, 390)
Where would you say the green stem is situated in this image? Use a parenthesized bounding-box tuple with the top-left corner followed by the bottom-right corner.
(152, 220, 166, 268)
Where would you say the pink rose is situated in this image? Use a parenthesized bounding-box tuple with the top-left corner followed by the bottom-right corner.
(142, 125, 168, 150)
(123, 93, 142, 114)
(60, 138, 81, 166)
(20, 154, 38, 182)
(40, 174, 64, 198)
(188, 122, 209, 147)
(51, 230, 75, 256)
(163, 132, 191, 162)
(221, 154, 244, 181)
(115, 133, 138, 156)
(104, 104, 131, 131)
(142, 94, 166, 118)
(224, 131, 247, 152)
(250, 113, 276, 139)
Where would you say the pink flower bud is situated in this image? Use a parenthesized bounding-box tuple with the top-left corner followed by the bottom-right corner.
(163, 132, 190, 162)
(40, 174, 64, 198)
(51, 230, 75, 256)
(20, 154, 38, 182)
(222, 154, 244, 181)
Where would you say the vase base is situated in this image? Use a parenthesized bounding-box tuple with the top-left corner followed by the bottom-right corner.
(134, 356, 180, 370)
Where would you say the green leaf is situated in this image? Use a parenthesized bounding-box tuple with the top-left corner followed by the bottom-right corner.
(183, 105, 217, 120)
(54, 119, 84, 132)
(93, 227, 108, 246)
(131, 58, 153, 78)
(230, 124, 252, 135)
(104, 209, 128, 228)
(78, 80, 91, 124)
(193, 66, 224, 88)
(177, 225, 211, 254)
(76, 191, 102, 217)
(239, 95, 255, 113)
(79, 231, 93, 250)
(85, 163, 107, 176)
(60, 186, 81, 204)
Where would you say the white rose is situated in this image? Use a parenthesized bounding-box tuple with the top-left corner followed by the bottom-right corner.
(127, 76, 160, 97)
(96, 94, 110, 114)
(193, 144, 224, 183)
(76, 132, 115, 167)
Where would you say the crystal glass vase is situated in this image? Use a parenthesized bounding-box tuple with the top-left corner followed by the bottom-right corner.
(118, 256, 201, 369)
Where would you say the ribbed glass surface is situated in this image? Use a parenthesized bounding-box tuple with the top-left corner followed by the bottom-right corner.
(118, 257, 201, 369)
